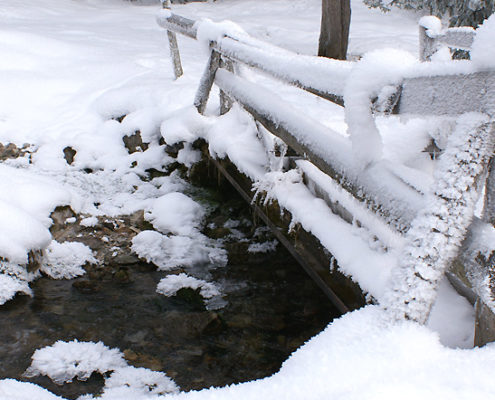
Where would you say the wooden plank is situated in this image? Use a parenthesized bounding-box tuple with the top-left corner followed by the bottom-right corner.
(214, 68, 424, 232)
(214, 37, 346, 105)
(210, 157, 353, 313)
(440, 28, 475, 50)
(194, 50, 221, 114)
(157, 13, 347, 105)
(398, 70, 495, 117)
(157, 13, 197, 39)
(166, 30, 183, 79)
(161, 1, 184, 79)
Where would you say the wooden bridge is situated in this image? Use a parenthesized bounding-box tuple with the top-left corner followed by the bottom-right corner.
(157, 2, 495, 345)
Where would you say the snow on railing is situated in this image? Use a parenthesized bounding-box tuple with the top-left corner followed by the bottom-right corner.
(419, 16, 475, 61)
(157, 9, 495, 325)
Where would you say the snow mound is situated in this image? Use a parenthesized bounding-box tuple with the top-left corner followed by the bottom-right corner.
(0, 273, 31, 305)
(96, 366, 179, 398)
(471, 13, 495, 68)
(131, 230, 227, 271)
(24, 340, 127, 384)
(0, 200, 51, 265)
(40, 241, 96, 279)
(157, 273, 220, 299)
(146, 192, 204, 236)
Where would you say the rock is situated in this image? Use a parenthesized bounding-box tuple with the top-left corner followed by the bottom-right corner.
(226, 313, 252, 329)
(164, 142, 184, 158)
(204, 226, 231, 239)
(0, 142, 32, 161)
(123, 349, 163, 371)
(113, 268, 131, 284)
(161, 311, 224, 339)
(26, 249, 43, 273)
(112, 254, 140, 265)
(175, 288, 205, 311)
(72, 279, 99, 293)
(63, 146, 77, 165)
(122, 131, 149, 154)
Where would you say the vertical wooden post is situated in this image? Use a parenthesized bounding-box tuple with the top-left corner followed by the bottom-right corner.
(194, 48, 221, 114)
(162, 0, 183, 79)
(483, 156, 495, 226)
(419, 24, 437, 62)
(219, 57, 234, 115)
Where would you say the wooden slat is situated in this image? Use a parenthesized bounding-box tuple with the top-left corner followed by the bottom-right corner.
(157, 13, 197, 39)
(398, 70, 495, 116)
(194, 50, 222, 114)
(440, 29, 475, 50)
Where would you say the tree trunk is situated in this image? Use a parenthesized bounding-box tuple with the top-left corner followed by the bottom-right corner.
(318, 0, 351, 60)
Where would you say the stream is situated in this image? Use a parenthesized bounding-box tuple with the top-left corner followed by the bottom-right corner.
(0, 188, 339, 399)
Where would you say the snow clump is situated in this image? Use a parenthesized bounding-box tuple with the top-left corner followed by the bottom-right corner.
(157, 273, 221, 298)
(145, 192, 204, 236)
(24, 340, 127, 384)
(40, 241, 96, 279)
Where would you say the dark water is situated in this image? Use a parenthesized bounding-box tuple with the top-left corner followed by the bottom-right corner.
(0, 197, 339, 399)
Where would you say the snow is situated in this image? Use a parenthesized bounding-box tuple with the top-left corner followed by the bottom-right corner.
(471, 13, 495, 69)
(81, 366, 179, 399)
(132, 230, 227, 271)
(419, 15, 443, 37)
(21, 341, 179, 400)
(156, 273, 221, 298)
(0, 0, 494, 398)
(40, 241, 96, 279)
(24, 340, 127, 385)
(146, 192, 204, 235)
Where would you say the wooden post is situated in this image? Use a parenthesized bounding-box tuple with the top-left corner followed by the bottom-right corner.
(419, 24, 437, 62)
(162, 0, 183, 79)
(194, 48, 221, 114)
(483, 156, 495, 226)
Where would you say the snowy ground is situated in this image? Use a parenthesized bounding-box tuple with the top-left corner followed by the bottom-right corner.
(0, 0, 495, 398)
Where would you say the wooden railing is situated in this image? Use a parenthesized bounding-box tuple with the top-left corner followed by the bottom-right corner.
(419, 16, 475, 61)
(157, 6, 495, 327)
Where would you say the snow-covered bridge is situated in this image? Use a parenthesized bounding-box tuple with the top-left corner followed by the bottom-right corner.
(158, 4, 495, 342)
